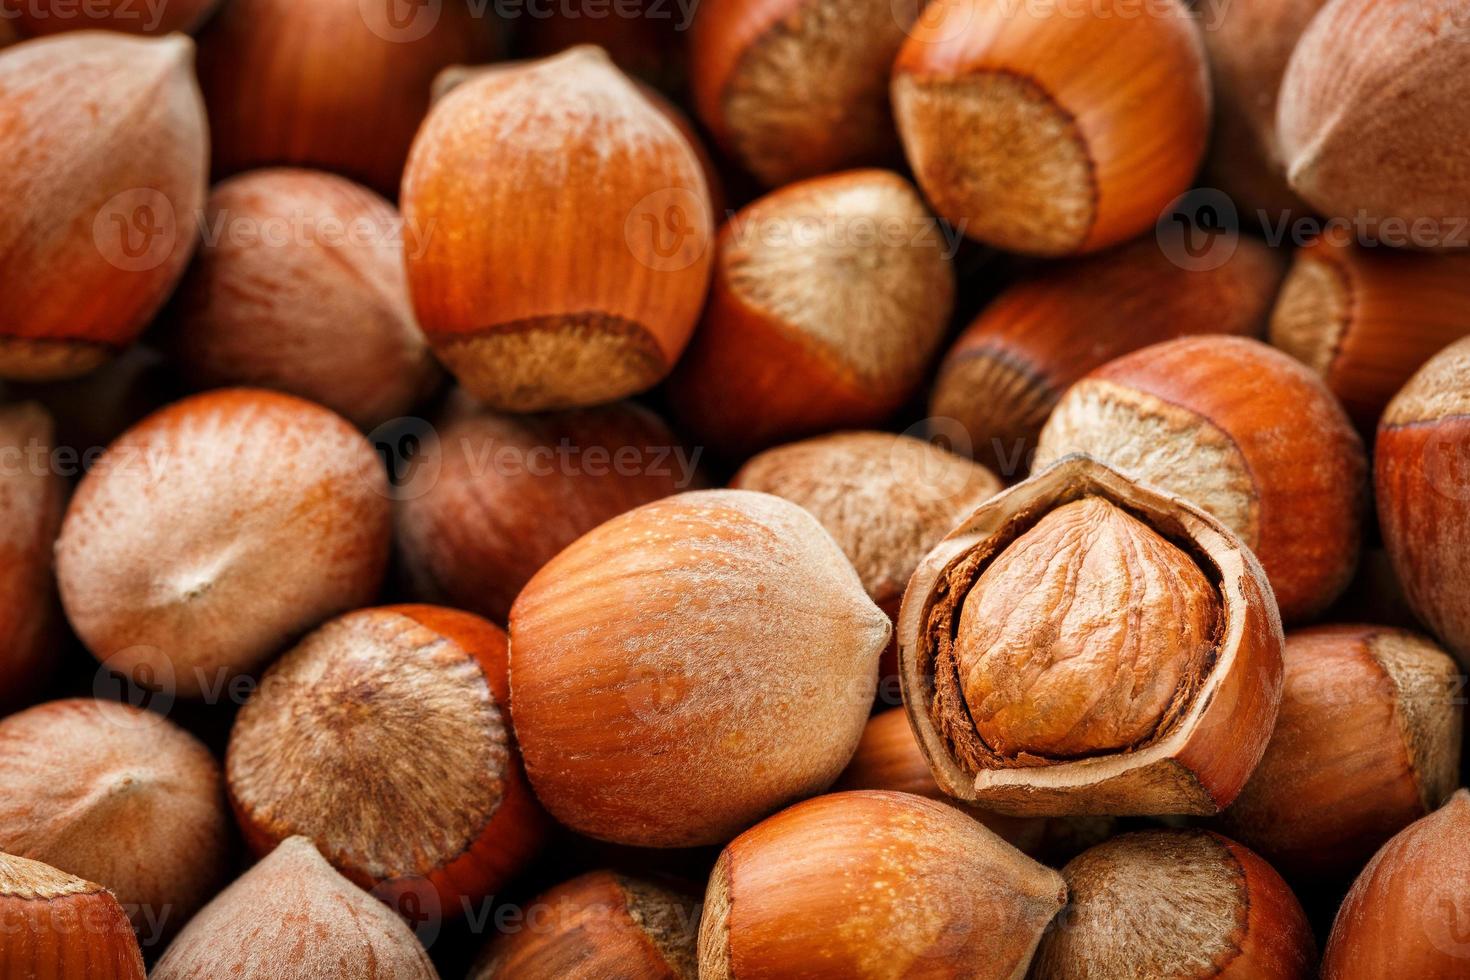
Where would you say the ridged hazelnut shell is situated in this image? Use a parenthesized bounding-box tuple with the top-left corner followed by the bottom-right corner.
(891, 0, 1209, 255)
(698, 790, 1066, 979)
(167, 168, 439, 429)
(0, 31, 206, 380)
(0, 402, 63, 706)
(151, 836, 439, 979)
(469, 870, 700, 980)
(1036, 335, 1366, 622)
(900, 454, 1284, 816)
(1218, 625, 1463, 880)
(55, 388, 391, 697)
(0, 852, 146, 979)
(509, 489, 892, 847)
(6, 0, 220, 36)
(227, 606, 546, 913)
(1030, 830, 1316, 979)
(402, 46, 713, 413)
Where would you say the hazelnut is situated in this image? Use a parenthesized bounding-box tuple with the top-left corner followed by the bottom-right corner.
(519, 6, 685, 95)
(1278, 0, 1470, 248)
(2, 0, 219, 36)
(899, 454, 1284, 816)
(1320, 790, 1470, 978)
(395, 395, 697, 624)
(151, 836, 439, 980)
(698, 790, 1067, 978)
(468, 870, 699, 980)
(668, 170, 955, 457)
(0, 851, 146, 979)
(195, 0, 497, 195)
(891, 0, 1209, 255)
(0, 17, 18, 46)
(1030, 830, 1317, 979)
(509, 489, 892, 847)
(401, 46, 714, 412)
(1217, 626, 1463, 881)
(166, 168, 440, 429)
(1036, 335, 1367, 622)
(227, 605, 546, 913)
(55, 388, 391, 697)
(0, 32, 206, 381)
(0, 403, 64, 708)
(929, 237, 1286, 478)
(689, 0, 908, 186)
(1270, 234, 1470, 431)
(0, 699, 231, 945)
(1376, 336, 1470, 667)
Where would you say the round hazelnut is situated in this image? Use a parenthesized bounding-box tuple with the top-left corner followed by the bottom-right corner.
(402, 46, 714, 413)
(509, 489, 892, 847)
(469, 870, 699, 980)
(1376, 336, 1470, 668)
(1030, 830, 1316, 979)
(0, 402, 63, 708)
(0, 31, 206, 381)
(55, 388, 391, 697)
(900, 454, 1285, 816)
(1321, 789, 1470, 978)
(167, 168, 440, 429)
(3, 0, 220, 36)
(891, 0, 1209, 255)
(1271, 234, 1470, 431)
(1036, 335, 1367, 622)
(395, 395, 697, 624)
(227, 605, 546, 913)
(698, 790, 1067, 978)
(1218, 625, 1463, 881)
(0, 851, 146, 979)
(195, 0, 497, 196)
(930, 237, 1286, 479)
(0, 699, 231, 944)
(151, 836, 439, 980)
(668, 169, 955, 457)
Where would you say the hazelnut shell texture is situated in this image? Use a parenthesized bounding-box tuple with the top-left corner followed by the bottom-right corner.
(0, 402, 64, 705)
(5, 0, 220, 36)
(0, 851, 146, 979)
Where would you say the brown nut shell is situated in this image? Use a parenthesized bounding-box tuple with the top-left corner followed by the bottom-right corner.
(4, 0, 220, 36)
(0, 402, 64, 707)
(0, 852, 146, 979)
(698, 790, 1066, 979)
(899, 454, 1284, 816)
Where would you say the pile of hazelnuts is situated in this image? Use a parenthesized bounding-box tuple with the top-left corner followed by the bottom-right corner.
(1, 0, 1469, 976)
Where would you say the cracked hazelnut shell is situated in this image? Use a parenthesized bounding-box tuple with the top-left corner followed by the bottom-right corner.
(0, 31, 206, 381)
(3, 0, 220, 36)
(228, 605, 546, 914)
(900, 454, 1284, 816)
(698, 790, 1066, 979)
(1036, 335, 1366, 622)
(509, 489, 891, 847)
(402, 46, 713, 413)
(891, 0, 1209, 255)
(1217, 625, 1463, 881)
(0, 402, 63, 707)
(55, 388, 391, 697)
(0, 851, 146, 979)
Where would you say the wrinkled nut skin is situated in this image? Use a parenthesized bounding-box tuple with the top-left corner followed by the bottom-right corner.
(1377, 337, 1470, 669)
(899, 455, 1284, 816)
(698, 791, 1066, 979)
(509, 490, 891, 847)
(3, 0, 220, 36)
(402, 46, 713, 413)
(0, 32, 207, 381)
(0, 852, 147, 979)
(395, 396, 696, 624)
(0, 403, 64, 708)
(1030, 830, 1316, 980)
(469, 871, 700, 980)
(891, 0, 1209, 255)
(1218, 626, 1463, 881)
(930, 238, 1284, 479)
(55, 388, 391, 698)
(151, 836, 439, 980)
(167, 168, 440, 430)
(1036, 336, 1366, 623)
(0, 699, 231, 945)
(227, 606, 547, 916)
(668, 170, 955, 458)
(195, 0, 497, 196)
